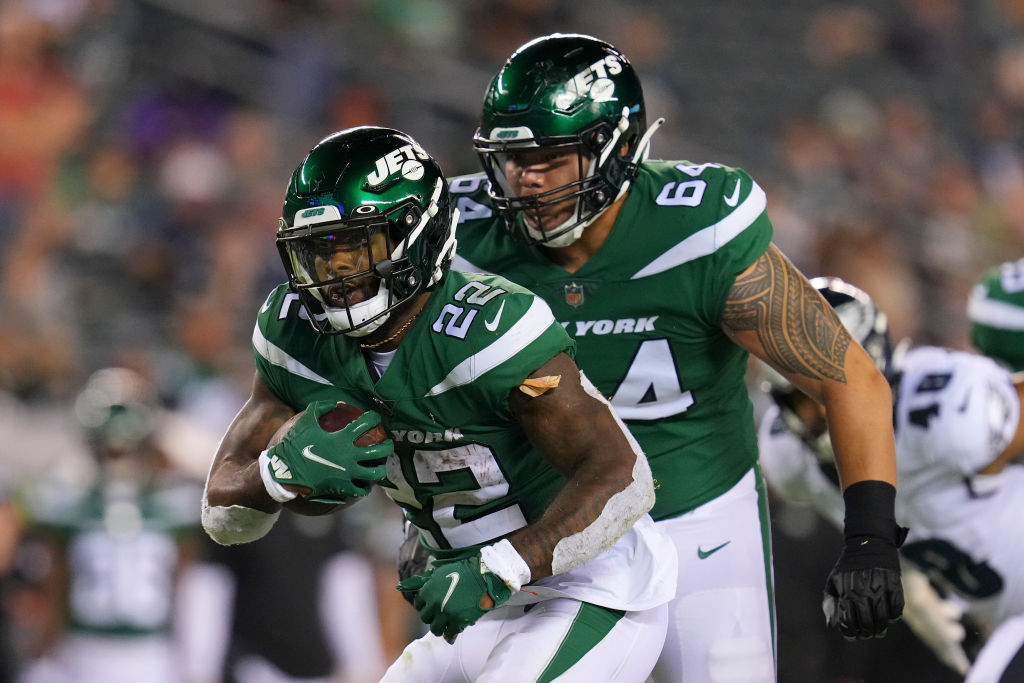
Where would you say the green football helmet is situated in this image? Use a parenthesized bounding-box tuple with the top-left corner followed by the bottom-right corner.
(75, 367, 158, 455)
(473, 33, 661, 247)
(277, 126, 457, 336)
(968, 258, 1024, 371)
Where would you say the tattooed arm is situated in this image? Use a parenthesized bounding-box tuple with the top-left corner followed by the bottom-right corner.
(721, 244, 896, 489)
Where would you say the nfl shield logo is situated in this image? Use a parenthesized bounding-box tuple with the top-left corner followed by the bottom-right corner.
(564, 282, 584, 307)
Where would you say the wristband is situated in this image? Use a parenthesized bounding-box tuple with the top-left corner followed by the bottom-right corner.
(842, 480, 906, 545)
(479, 539, 531, 592)
(258, 449, 298, 503)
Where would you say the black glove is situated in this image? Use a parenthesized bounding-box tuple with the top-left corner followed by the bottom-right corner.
(823, 480, 908, 640)
(397, 519, 433, 606)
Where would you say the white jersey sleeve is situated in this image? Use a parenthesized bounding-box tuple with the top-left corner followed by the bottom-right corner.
(756, 404, 845, 529)
(895, 346, 1020, 478)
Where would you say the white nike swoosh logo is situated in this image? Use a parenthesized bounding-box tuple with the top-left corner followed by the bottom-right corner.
(440, 571, 460, 611)
(301, 445, 346, 471)
(723, 179, 741, 207)
(484, 300, 506, 332)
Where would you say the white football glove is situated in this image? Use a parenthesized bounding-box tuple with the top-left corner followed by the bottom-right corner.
(900, 563, 971, 675)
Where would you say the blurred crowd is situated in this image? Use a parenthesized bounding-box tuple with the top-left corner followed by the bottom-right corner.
(0, 0, 1022, 681)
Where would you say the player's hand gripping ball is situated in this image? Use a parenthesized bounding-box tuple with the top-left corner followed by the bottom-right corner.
(262, 400, 392, 508)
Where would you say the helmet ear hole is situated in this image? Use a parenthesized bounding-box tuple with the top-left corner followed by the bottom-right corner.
(400, 205, 421, 228)
(392, 270, 421, 299)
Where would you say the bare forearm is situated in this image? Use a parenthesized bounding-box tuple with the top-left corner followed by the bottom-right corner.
(508, 361, 655, 580)
(506, 452, 653, 579)
(206, 454, 278, 512)
(202, 373, 293, 545)
(823, 360, 898, 489)
(205, 396, 289, 511)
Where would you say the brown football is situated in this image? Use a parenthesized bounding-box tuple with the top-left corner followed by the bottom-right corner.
(318, 401, 389, 446)
(267, 401, 388, 449)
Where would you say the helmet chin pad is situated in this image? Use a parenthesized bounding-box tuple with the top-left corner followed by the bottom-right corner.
(312, 280, 391, 336)
(331, 307, 388, 337)
(525, 202, 589, 247)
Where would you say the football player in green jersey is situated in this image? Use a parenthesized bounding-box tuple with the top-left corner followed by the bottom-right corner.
(201, 126, 677, 682)
(451, 33, 907, 683)
(18, 367, 203, 683)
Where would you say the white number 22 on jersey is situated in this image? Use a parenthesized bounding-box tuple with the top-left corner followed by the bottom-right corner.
(385, 443, 526, 548)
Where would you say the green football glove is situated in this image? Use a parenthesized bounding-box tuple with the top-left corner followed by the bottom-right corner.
(260, 400, 392, 503)
(396, 555, 512, 642)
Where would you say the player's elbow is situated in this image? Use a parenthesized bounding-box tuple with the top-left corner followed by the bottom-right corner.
(627, 450, 656, 518)
(201, 497, 279, 546)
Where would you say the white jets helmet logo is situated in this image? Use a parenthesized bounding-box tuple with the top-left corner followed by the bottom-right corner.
(366, 144, 429, 187)
(558, 55, 623, 109)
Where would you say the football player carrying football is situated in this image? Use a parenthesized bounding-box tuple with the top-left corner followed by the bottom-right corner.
(450, 33, 905, 682)
(758, 276, 1024, 682)
(201, 126, 677, 682)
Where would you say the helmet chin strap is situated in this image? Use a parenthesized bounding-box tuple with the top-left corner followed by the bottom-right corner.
(429, 208, 459, 287)
(614, 115, 663, 203)
(334, 306, 389, 337)
(530, 111, 665, 248)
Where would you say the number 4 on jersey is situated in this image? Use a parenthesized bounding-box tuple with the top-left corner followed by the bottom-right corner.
(610, 339, 694, 420)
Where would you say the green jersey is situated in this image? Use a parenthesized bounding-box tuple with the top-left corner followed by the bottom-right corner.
(451, 161, 773, 520)
(21, 476, 201, 637)
(253, 271, 574, 556)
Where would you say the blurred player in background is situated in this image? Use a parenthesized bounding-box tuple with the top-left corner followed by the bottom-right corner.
(14, 367, 203, 683)
(758, 276, 1024, 682)
(968, 257, 1024, 374)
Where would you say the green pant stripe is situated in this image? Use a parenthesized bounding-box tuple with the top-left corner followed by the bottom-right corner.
(753, 463, 778, 667)
(536, 603, 627, 683)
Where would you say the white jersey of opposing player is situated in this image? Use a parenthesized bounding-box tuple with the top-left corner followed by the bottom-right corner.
(895, 346, 1019, 485)
(893, 345, 1022, 627)
(759, 346, 1022, 622)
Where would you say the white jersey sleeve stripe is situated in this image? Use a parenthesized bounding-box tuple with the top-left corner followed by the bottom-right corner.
(631, 181, 767, 279)
(252, 323, 333, 385)
(426, 296, 556, 396)
(968, 292, 1024, 330)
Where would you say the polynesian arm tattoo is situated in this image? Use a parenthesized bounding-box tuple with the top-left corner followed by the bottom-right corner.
(721, 243, 850, 384)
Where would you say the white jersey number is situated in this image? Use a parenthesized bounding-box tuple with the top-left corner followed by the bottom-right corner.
(386, 443, 527, 548)
(68, 531, 178, 629)
(610, 339, 694, 420)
